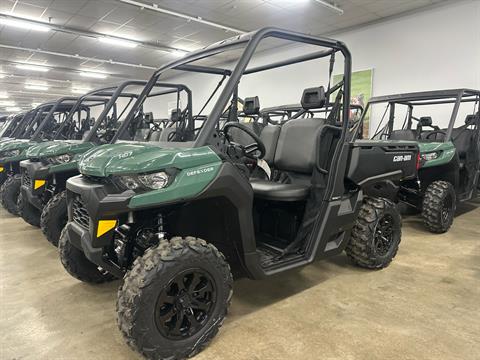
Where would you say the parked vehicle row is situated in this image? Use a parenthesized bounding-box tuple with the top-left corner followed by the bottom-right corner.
(0, 27, 478, 360)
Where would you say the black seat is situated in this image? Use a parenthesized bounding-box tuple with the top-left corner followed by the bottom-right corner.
(259, 125, 281, 165)
(251, 117, 326, 201)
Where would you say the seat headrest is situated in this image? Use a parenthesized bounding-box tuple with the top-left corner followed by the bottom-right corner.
(170, 108, 181, 122)
(301, 86, 326, 110)
(419, 116, 433, 127)
(145, 112, 154, 122)
(465, 113, 479, 125)
(244, 96, 260, 115)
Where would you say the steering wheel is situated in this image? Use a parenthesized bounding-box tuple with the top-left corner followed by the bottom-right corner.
(223, 122, 266, 160)
(425, 130, 446, 140)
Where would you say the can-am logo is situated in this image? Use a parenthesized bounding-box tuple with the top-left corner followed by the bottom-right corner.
(393, 155, 412, 162)
(186, 166, 214, 177)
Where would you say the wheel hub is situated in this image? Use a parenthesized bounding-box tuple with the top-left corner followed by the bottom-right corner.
(373, 214, 395, 257)
(154, 269, 216, 340)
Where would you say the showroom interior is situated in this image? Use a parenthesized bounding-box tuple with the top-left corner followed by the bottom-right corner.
(0, 0, 479, 359)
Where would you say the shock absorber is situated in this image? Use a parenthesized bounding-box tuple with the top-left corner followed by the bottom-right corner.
(156, 213, 167, 241)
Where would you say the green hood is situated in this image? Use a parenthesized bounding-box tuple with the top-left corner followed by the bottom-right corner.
(79, 143, 221, 177)
(418, 141, 455, 168)
(0, 139, 30, 151)
(26, 140, 94, 158)
(0, 139, 33, 163)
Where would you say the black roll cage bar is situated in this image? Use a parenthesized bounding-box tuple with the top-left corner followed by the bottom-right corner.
(111, 82, 193, 143)
(118, 27, 351, 149)
(30, 97, 80, 141)
(362, 89, 480, 142)
(19, 102, 56, 140)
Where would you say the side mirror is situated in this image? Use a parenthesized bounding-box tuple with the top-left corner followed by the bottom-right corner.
(301, 86, 326, 110)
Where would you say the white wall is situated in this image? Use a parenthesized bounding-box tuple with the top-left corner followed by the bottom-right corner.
(146, 1, 479, 131)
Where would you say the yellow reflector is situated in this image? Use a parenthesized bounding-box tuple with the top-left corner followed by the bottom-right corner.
(34, 179, 46, 189)
(96, 220, 117, 238)
(0, 166, 4, 173)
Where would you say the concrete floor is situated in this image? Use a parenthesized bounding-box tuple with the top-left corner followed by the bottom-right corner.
(1, 201, 479, 360)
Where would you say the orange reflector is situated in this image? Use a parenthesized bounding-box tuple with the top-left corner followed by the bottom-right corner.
(34, 180, 46, 189)
(96, 220, 117, 238)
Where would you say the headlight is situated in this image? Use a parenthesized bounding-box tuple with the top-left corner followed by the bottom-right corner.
(47, 153, 73, 164)
(118, 175, 141, 190)
(421, 151, 440, 161)
(1, 149, 20, 157)
(118, 171, 170, 191)
(139, 172, 169, 189)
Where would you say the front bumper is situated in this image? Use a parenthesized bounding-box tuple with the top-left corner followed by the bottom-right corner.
(20, 160, 50, 210)
(65, 175, 135, 277)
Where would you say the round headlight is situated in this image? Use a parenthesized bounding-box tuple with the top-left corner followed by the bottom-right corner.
(55, 154, 72, 163)
(4, 149, 20, 157)
(139, 172, 169, 190)
(119, 175, 141, 190)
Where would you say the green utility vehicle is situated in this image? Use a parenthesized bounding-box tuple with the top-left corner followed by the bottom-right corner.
(59, 28, 419, 360)
(364, 89, 479, 233)
(19, 81, 192, 243)
(0, 110, 41, 182)
(0, 101, 80, 214)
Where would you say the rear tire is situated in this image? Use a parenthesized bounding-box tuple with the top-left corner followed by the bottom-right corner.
(41, 190, 67, 246)
(422, 181, 456, 233)
(117, 237, 233, 360)
(18, 191, 41, 227)
(0, 174, 21, 215)
(346, 197, 402, 269)
(59, 227, 115, 284)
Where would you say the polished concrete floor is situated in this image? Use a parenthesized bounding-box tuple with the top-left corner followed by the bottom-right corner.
(1, 201, 479, 360)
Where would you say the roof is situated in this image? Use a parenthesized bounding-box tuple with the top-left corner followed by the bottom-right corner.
(368, 89, 480, 104)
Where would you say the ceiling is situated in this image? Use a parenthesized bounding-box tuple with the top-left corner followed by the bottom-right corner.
(0, 0, 451, 115)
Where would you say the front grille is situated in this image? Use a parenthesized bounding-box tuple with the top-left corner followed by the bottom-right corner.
(72, 197, 90, 229)
(22, 171, 32, 188)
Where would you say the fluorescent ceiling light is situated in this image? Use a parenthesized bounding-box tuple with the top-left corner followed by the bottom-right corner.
(99, 37, 137, 48)
(0, 92, 8, 99)
(79, 71, 108, 79)
(16, 63, 50, 72)
(71, 87, 92, 94)
(171, 49, 188, 58)
(0, 18, 50, 32)
(313, 0, 344, 15)
(0, 73, 6, 79)
(0, 100, 15, 106)
(25, 84, 49, 91)
(5, 107, 21, 112)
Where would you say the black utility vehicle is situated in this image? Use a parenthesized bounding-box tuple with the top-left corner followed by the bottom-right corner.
(364, 89, 479, 232)
(59, 28, 418, 360)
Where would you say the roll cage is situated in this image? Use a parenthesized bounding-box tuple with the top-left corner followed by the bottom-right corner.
(111, 82, 193, 143)
(363, 89, 480, 141)
(118, 28, 351, 141)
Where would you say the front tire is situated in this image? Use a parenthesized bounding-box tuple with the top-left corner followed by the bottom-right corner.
(59, 227, 115, 283)
(346, 197, 402, 269)
(0, 174, 21, 215)
(41, 190, 67, 246)
(117, 237, 233, 360)
(18, 191, 41, 227)
(422, 181, 456, 233)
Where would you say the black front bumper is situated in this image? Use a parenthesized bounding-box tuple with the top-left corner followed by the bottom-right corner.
(20, 160, 50, 210)
(65, 175, 135, 278)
